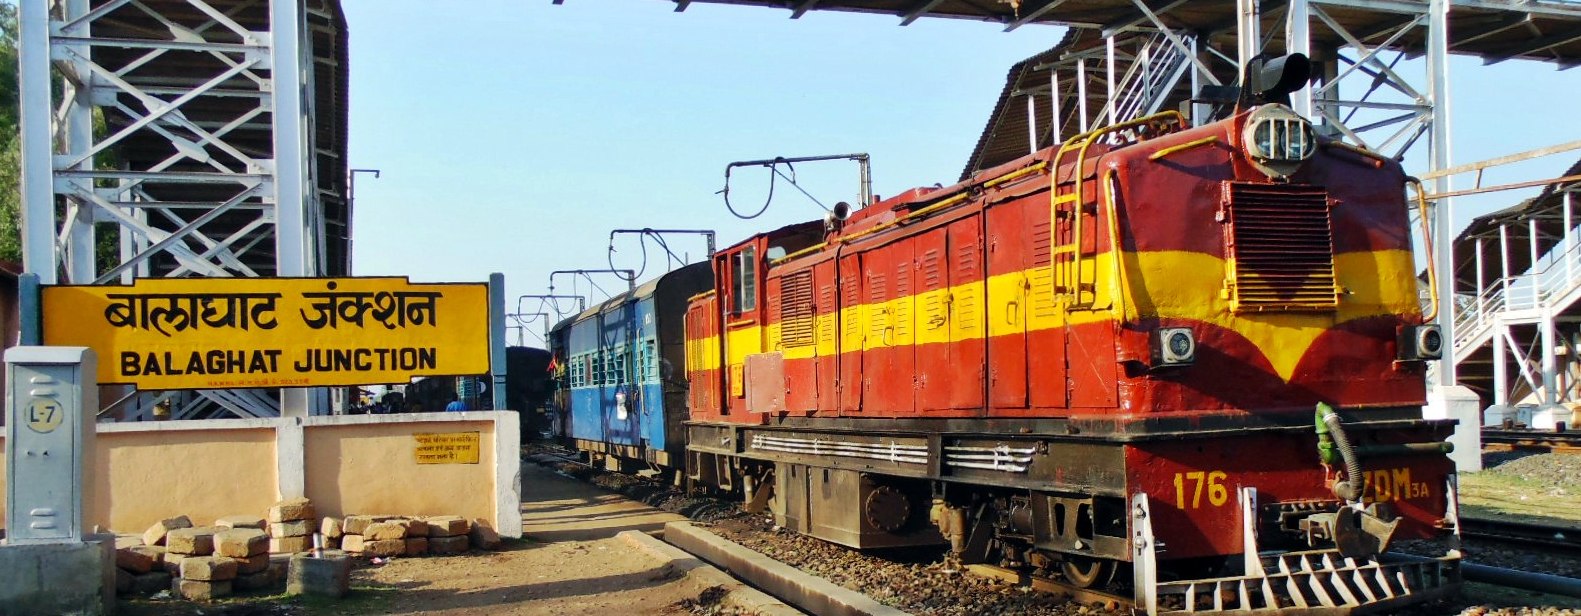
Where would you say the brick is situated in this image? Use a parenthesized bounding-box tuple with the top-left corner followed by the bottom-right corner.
(142, 515, 192, 546)
(116, 546, 165, 574)
(323, 535, 342, 550)
(363, 539, 405, 558)
(115, 568, 132, 595)
(425, 516, 469, 538)
(162, 557, 183, 576)
(340, 535, 365, 553)
(233, 570, 276, 592)
(181, 556, 239, 582)
(363, 522, 407, 541)
(165, 527, 218, 556)
(398, 518, 427, 537)
(176, 578, 232, 601)
(269, 534, 313, 554)
(320, 517, 343, 539)
(215, 515, 266, 530)
(130, 571, 172, 596)
(214, 528, 269, 558)
(114, 535, 144, 549)
(404, 537, 428, 556)
(342, 515, 378, 535)
(237, 553, 270, 575)
(428, 535, 468, 555)
(269, 519, 315, 538)
(469, 519, 501, 550)
(267, 498, 315, 523)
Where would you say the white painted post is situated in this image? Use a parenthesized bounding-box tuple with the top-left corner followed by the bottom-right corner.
(1077, 59, 1090, 132)
(18, 0, 56, 283)
(1051, 70, 1063, 143)
(1105, 36, 1117, 127)
(1286, 0, 1313, 118)
(1531, 218, 1542, 308)
(1476, 238, 1485, 318)
(1026, 95, 1039, 154)
(275, 418, 306, 500)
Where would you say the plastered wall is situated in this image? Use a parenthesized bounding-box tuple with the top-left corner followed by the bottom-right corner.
(304, 420, 496, 520)
(1, 412, 519, 537)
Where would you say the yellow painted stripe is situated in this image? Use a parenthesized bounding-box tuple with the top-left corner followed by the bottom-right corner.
(687, 249, 1419, 384)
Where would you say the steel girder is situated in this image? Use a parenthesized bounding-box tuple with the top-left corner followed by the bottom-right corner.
(18, 0, 339, 419)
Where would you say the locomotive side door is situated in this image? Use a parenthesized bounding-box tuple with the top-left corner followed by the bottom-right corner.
(915, 227, 952, 412)
(1056, 170, 1119, 410)
(838, 252, 864, 415)
(1027, 194, 1069, 410)
(985, 201, 1029, 411)
(718, 241, 767, 416)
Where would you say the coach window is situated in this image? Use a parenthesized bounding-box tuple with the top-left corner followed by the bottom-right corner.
(733, 246, 758, 314)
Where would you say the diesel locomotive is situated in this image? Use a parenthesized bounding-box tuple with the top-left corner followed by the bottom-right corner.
(554, 57, 1462, 614)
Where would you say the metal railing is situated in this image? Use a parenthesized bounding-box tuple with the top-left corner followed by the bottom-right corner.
(1454, 232, 1581, 354)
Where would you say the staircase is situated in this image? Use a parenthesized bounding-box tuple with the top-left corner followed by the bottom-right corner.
(1110, 33, 1192, 124)
(1452, 233, 1581, 407)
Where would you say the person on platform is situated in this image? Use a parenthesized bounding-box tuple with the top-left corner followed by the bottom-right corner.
(444, 393, 467, 412)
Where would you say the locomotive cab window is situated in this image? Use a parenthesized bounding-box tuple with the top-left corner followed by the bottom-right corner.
(732, 246, 757, 314)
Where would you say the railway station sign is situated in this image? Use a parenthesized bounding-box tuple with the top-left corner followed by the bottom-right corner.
(41, 277, 490, 390)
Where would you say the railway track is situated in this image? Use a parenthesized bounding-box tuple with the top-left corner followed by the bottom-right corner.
(1461, 516, 1581, 553)
(1481, 428, 1581, 454)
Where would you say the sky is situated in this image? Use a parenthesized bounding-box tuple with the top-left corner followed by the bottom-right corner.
(340, 0, 1581, 347)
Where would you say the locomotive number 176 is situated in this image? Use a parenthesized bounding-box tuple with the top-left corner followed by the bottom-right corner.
(1173, 470, 1229, 509)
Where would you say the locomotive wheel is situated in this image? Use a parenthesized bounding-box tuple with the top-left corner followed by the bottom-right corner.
(1060, 556, 1115, 589)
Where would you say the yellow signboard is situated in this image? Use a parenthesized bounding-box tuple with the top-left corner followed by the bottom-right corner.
(414, 432, 481, 464)
(41, 277, 491, 390)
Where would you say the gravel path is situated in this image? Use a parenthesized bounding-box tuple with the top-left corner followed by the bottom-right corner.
(526, 446, 1581, 615)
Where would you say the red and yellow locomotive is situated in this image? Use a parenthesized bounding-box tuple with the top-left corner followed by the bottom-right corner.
(682, 58, 1460, 613)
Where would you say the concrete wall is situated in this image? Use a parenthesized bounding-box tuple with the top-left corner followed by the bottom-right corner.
(1, 412, 520, 538)
(92, 425, 277, 534)
(304, 418, 497, 520)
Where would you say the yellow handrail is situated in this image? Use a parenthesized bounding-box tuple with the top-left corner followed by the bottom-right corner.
(1406, 177, 1440, 323)
(1050, 111, 1187, 307)
(769, 161, 1050, 266)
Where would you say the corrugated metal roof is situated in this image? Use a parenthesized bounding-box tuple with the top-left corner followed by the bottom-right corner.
(671, 0, 1581, 67)
(1452, 156, 1581, 287)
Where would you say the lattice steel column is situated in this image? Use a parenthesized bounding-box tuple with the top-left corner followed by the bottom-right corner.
(18, 0, 334, 419)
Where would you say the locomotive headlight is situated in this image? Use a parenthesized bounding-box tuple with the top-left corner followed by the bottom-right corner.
(1151, 327, 1197, 367)
(1242, 104, 1316, 179)
(1398, 324, 1443, 361)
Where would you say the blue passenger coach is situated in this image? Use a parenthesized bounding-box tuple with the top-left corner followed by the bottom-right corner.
(549, 262, 711, 470)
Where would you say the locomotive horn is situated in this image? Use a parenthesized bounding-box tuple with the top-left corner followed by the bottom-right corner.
(832, 201, 852, 221)
(1242, 53, 1312, 107)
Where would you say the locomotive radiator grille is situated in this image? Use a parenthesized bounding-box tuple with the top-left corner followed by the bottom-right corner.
(1224, 183, 1338, 312)
(780, 270, 815, 348)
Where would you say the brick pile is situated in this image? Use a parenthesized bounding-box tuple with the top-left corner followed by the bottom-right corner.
(115, 498, 319, 601)
(267, 497, 316, 554)
(324, 514, 500, 558)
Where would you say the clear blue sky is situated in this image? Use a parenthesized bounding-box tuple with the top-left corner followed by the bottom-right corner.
(341, 0, 1581, 346)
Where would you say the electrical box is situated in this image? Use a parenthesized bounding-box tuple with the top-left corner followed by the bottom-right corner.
(4, 346, 96, 544)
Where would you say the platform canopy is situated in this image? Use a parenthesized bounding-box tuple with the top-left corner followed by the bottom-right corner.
(662, 0, 1581, 66)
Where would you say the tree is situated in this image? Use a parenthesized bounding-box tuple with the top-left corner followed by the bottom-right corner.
(0, 2, 22, 265)
(0, 4, 119, 274)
